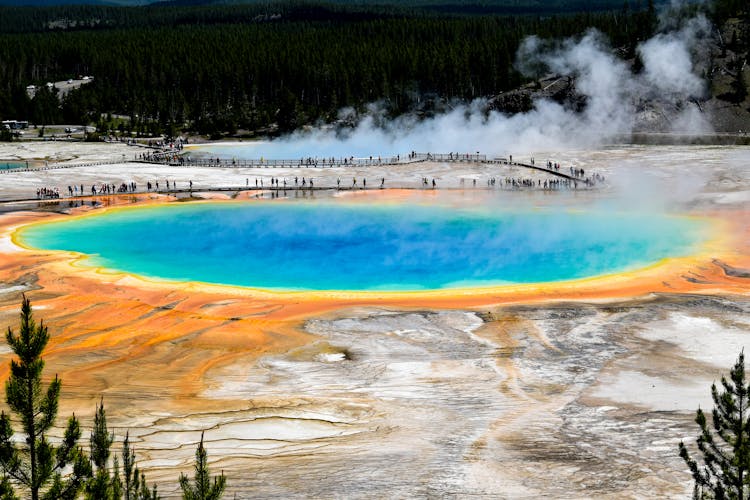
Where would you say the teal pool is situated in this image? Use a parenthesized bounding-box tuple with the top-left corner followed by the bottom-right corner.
(17, 201, 707, 291)
(0, 162, 25, 171)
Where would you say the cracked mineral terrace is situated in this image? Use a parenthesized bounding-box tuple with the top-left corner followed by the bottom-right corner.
(0, 143, 748, 498)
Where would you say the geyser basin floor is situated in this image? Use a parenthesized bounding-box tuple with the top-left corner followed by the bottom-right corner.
(17, 199, 708, 291)
(0, 143, 749, 498)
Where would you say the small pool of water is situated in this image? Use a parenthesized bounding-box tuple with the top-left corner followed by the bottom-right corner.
(189, 141, 397, 160)
(0, 161, 26, 171)
(17, 200, 708, 291)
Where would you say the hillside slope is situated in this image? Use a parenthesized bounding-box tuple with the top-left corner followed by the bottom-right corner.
(491, 12, 749, 135)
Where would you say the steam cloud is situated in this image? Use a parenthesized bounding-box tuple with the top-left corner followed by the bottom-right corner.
(213, 12, 713, 159)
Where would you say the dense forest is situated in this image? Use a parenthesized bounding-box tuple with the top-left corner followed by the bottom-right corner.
(0, 0, 659, 13)
(0, 0, 744, 137)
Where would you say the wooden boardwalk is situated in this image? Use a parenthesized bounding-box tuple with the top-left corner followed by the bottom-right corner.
(1, 151, 595, 204)
(139, 152, 580, 181)
(0, 152, 580, 181)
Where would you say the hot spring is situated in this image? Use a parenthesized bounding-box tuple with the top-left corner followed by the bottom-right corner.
(17, 200, 708, 291)
(0, 161, 25, 171)
(188, 141, 398, 160)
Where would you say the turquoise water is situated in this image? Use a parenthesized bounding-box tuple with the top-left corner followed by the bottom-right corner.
(18, 201, 706, 291)
(0, 162, 24, 171)
(193, 141, 396, 160)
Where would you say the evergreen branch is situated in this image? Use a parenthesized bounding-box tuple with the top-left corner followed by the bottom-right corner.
(54, 415, 82, 472)
(681, 351, 750, 499)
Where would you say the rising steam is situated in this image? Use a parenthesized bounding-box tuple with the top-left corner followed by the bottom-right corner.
(208, 12, 713, 159)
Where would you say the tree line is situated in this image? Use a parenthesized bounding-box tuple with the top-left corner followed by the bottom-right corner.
(0, 1, 657, 34)
(0, 0, 744, 138)
(0, 1, 661, 137)
(0, 296, 226, 499)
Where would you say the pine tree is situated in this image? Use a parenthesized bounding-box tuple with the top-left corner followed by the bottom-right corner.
(85, 398, 115, 499)
(85, 403, 158, 500)
(679, 351, 750, 499)
(0, 473, 16, 500)
(0, 295, 91, 500)
(731, 68, 748, 104)
(122, 431, 158, 500)
(179, 433, 226, 500)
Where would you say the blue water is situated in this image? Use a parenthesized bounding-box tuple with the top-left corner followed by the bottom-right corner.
(18, 201, 706, 291)
(193, 141, 398, 160)
(0, 162, 24, 171)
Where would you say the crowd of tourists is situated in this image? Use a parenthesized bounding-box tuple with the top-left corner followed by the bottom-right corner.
(36, 187, 60, 199)
(33, 172, 601, 200)
(30, 152, 608, 200)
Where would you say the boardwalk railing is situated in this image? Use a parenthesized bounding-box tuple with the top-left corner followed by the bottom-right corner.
(0, 152, 510, 174)
(1, 152, 589, 184)
(143, 151, 490, 167)
(412, 153, 487, 162)
(147, 155, 405, 168)
(0, 160, 125, 174)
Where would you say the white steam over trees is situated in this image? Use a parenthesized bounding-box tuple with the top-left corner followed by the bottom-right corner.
(248, 10, 716, 159)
